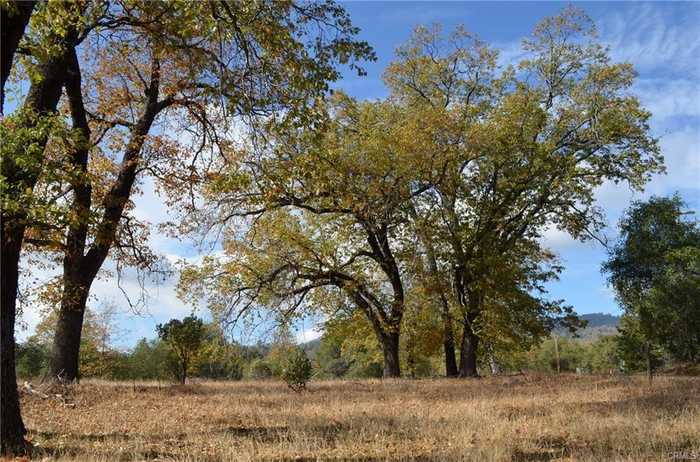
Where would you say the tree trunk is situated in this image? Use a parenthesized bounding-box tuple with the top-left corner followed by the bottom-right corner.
(459, 321, 479, 378)
(1, 34, 76, 456)
(1, 1, 36, 113)
(381, 332, 401, 378)
(486, 343, 501, 376)
(410, 209, 458, 378)
(440, 296, 459, 377)
(47, 48, 92, 383)
(48, 282, 90, 381)
(1, 235, 28, 455)
(47, 54, 163, 383)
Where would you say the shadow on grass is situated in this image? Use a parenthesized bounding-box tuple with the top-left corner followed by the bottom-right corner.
(576, 386, 699, 418)
(31, 445, 181, 461)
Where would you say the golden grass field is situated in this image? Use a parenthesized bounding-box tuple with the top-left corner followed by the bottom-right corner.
(13, 374, 700, 462)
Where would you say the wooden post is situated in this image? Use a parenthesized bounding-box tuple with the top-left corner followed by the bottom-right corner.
(645, 341, 653, 385)
(554, 335, 561, 374)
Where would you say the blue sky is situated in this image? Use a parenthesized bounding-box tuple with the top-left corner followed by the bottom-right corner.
(17, 2, 700, 347)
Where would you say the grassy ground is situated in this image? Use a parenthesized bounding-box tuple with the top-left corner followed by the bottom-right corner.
(14, 374, 700, 461)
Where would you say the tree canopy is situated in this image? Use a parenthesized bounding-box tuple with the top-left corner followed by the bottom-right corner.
(604, 195, 700, 364)
(177, 7, 663, 378)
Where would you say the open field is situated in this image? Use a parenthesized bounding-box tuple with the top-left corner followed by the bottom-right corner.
(15, 375, 700, 462)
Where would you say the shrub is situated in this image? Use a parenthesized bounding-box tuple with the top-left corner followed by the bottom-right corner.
(249, 359, 273, 379)
(281, 348, 313, 392)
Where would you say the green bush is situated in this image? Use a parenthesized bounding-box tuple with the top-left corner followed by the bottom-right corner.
(16, 340, 49, 379)
(249, 358, 273, 379)
(281, 348, 313, 392)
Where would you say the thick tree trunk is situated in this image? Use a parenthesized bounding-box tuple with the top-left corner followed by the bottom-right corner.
(1, 1, 36, 113)
(1, 235, 28, 455)
(440, 296, 459, 377)
(1, 37, 76, 456)
(381, 332, 401, 378)
(459, 321, 479, 378)
(47, 48, 92, 383)
(48, 282, 90, 381)
(47, 55, 163, 383)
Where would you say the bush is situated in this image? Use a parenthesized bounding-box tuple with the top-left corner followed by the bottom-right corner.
(281, 348, 313, 392)
(249, 359, 273, 379)
(16, 340, 49, 379)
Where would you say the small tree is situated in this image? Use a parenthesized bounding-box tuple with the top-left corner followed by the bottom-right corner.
(156, 316, 205, 384)
(281, 348, 313, 392)
(603, 195, 700, 378)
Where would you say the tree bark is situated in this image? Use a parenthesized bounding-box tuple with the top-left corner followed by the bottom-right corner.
(47, 48, 92, 382)
(645, 341, 653, 385)
(486, 343, 501, 376)
(381, 331, 401, 378)
(48, 283, 90, 381)
(440, 295, 459, 377)
(1, 1, 36, 113)
(1, 236, 29, 456)
(459, 323, 479, 377)
(1, 35, 76, 455)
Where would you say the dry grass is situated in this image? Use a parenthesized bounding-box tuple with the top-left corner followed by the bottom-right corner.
(13, 374, 700, 461)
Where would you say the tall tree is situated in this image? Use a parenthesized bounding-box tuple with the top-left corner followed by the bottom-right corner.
(603, 195, 700, 366)
(178, 95, 441, 377)
(1, 2, 91, 453)
(2, 0, 372, 454)
(22, 1, 373, 383)
(388, 9, 663, 376)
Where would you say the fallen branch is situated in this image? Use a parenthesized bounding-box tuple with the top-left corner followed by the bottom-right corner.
(22, 381, 76, 408)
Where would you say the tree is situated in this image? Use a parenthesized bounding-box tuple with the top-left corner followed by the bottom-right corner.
(603, 195, 700, 371)
(24, 0, 372, 385)
(315, 334, 351, 378)
(15, 338, 49, 379)
(156, 316, 205, 384)
(281, 347, 313, 392)
(387, 8, 662, 376)
(196, 323, 244, 380)
(178, 95, 442, 377)
(127, 338, 172, 380)
(0, 0, 35, 112)
(1, 2, 92, 452)
(1, 12, 372, 453)
(177, 7, 662, 380)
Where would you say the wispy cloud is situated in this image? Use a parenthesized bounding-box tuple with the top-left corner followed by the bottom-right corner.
(599, 3, 700, 78)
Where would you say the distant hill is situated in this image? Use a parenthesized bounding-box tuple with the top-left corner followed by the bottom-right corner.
(556, 312, 620, 340)
(579, 313, 621, 329)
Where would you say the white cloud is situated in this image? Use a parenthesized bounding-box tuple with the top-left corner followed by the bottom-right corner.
(634, 78, 700, 122)
(295, 325, 323, 344)
(599, 4, 700, 78)
(539, 225, 579, 251)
